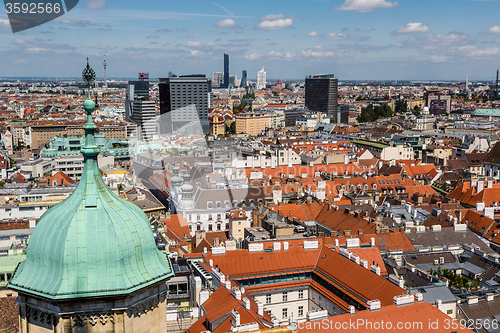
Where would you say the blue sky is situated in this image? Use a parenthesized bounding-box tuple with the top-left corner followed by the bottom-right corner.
(1, 0, 500, 80)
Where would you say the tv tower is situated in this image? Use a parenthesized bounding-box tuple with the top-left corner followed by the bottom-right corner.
(103, 54, 107, 87)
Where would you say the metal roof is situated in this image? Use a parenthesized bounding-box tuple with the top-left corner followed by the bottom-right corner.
(410, 285, 457, 304)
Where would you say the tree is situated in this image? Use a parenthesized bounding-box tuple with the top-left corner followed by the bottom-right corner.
(395, 99, 408, 114)
(357, 103, 394, 123)
(225, 121, 236, 134)
(412, 105, 421, 116)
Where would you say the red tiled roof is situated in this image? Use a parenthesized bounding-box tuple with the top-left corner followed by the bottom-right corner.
(300, 301, 474, 332)
(270, 202, 326, 221)
(161, 214, 190, 246)
(315, 247, 404, 306)
(203, 247, 320, 278)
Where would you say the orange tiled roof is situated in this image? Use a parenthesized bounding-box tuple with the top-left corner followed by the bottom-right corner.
(299, 301, 474, 332)
(161, 214, 190, 246)
(315, 247, 404, 306)
(463, 210, 498, 238)
(270, 202, 326, 221)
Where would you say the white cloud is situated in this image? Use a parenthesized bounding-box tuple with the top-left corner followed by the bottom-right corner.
(334, 0, 398, 12)
(260, 14, 285, 21)
(300, 46, 337, 58)
(457, 45, 500, 57)
(256, 18, 293, 30)
(27, 47, 47, 53)
(267, 51, 294, 59)
(0, 19, 10, 29)
(308, 31, 320, 37)
(395, 22, 429, 34)
(245, 53, 261, 60)
(186, 41, 202, 47)
(488, 26, 500, 33)
(357, 27, 374, 31)
(85, 0, 106, 9)
(324, 33, 347, 40)
(215, 18, 237, 28)
(60, 19, 94, 27)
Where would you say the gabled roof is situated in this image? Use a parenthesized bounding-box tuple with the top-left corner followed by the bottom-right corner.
(314, 207, 377, 235)
(161, 214, 190, 246)
(186, 285, 271, 333)
(203, 246, 319, 278)
(270, 202, 325, 221)
(300, 301, 474, 332)
(463, 210, 498, 238)
(483, 141, 500, 166)
(315, 247, 403, 306)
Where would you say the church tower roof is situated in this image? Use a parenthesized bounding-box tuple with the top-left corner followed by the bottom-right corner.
(8, 59, 173, 300)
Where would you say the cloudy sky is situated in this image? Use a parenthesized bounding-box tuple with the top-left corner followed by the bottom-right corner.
(1, 0, 500, 80)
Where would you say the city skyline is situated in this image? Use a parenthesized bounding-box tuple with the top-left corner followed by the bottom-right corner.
(1, 0, 500, 80)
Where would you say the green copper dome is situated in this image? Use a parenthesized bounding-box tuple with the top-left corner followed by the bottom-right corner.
(8, 61, 173, 299)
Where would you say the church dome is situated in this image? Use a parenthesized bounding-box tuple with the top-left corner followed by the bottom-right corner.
(9, 79, 173, 300)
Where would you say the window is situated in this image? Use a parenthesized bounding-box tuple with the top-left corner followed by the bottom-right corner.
(282, 308, 288, 319)
(447, 309, 453, 315)
(217, 224, 221, 231)
(208, 224, 213, 231)
(197, 224, 201, 231)
(298, 290, 304, 300)
(298, 306, 304, 317)
(266, 294, 271, 304)
(282, 292, 287, 302)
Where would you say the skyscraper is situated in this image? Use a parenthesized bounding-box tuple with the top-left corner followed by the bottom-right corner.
(257, 67, 266, 89)
(305, 74, 338, 119)
(223, 53, 230, 88)
(211, 72, 223, 88)
(241, 69, 247, 88)
(125, 74, 155, 140)
(159, 74, 212, 134)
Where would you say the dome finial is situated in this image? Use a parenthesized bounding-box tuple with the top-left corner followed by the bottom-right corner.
(82, 57, 96, 101)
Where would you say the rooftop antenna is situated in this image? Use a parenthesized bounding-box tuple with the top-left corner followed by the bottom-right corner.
(103, 54, 107, 88)
(496, 69, 498, 100)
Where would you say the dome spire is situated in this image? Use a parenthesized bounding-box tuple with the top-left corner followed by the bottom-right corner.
(7, 58, 173, 300)
(80, 58, 99, 160)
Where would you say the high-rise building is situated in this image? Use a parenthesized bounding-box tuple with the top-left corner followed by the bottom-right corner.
(241, 69, 247, 88)
(211, 72, 223, 88)
(125, 74, 154, 140)
(159, 75, 212, 134)
(129, 100, 156, 140)
(426, 88, 451, 115)
(257, 67, 266, 89)
(223, 53, 230, 88)
(305, 74, 338, 119)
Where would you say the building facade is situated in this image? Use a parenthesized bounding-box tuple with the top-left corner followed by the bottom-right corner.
(235, 112, 271, 136)
(159, 75, 212, 134)
(223, 53, 230, 89)
(257, 68, 266, 89)
(305, 74, 339, 119)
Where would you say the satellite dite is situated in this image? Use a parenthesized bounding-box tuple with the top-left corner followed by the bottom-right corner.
(4, 0, 79, 33)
